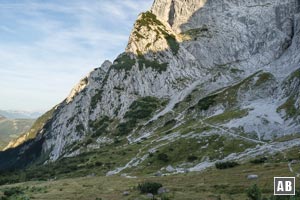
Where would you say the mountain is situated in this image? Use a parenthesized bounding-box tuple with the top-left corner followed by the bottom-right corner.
(0, 0, 299, 193)
(0, 116, 35, 150)
(0, 110, 42, 119)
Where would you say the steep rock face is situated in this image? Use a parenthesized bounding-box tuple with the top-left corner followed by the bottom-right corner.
(151, 0, 207, 33)
(1, 0, 300, 170)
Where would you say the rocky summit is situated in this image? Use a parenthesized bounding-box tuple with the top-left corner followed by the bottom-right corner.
(0, 0, 299, 184)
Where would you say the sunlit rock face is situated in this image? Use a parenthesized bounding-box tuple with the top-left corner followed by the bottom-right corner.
(2, 0, 300, 168)
(151, 0, 207, 33)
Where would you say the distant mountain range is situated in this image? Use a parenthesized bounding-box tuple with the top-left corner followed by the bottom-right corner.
(0, 110, 42, 119)
(0, 116, 35, 149)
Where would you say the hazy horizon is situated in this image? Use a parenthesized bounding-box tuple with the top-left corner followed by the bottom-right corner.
(0, 0, 152, 112)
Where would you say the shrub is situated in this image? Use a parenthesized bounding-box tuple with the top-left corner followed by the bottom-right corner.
(197, 95, 217, 111)
(135, 11, 165, 30)
(117, 97, 162, 135)
(246, 184, 261, 200)
(187, 155, 198, 162)
(89, 116, 111, 137)
(117, 121, 136, 136)
(164, 119, 177, 127)
(137, 56, 168, 73)
(3, 187, 23, 197)
(111, 54, 135, 72)
(250, 157, 267, 164)
(137, 182, 163, 194)
(75, 124, 85, 135)
(157, 153, 169, 162)
(90, 89, 103, 110)
(215, 161, 239, 169)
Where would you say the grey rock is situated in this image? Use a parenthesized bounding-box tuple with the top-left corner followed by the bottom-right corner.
(247, 174, 259, 180)
(157, 187, 168, 195)
(123, 191, 130, 196)
(291, 160, 299, 164)
(154, 171, 163, 177)
(166, 165, 175, 172)
(147, 193, 154, 199)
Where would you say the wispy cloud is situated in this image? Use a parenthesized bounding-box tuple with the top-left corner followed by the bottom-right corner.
(0, 0, 153, 112)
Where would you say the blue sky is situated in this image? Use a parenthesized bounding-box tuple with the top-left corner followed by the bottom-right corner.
(0, 0, 153, 112)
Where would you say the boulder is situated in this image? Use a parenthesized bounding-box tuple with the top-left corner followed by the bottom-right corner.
(247, 174, 258, 180)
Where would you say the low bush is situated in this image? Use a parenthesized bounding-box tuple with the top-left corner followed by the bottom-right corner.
(157, 153, 169, 162)
(3, 187, 23, 197)
(246, 184, 261, 200)
(250, 157, 267, 164)
(215, 161, 239, 169)
(187, 155, 198, 162)
(137, 182, 163, 194)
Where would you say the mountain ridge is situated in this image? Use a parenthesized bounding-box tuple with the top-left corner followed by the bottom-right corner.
(0, 110, 42, 120)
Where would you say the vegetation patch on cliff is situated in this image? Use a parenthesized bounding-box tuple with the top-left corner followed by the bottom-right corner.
(277, 97, 297, 117)
(111, 54, 136, 72)
(89, 116, 112, 138)
(117, 97, 164, 135)
(135, 11, 180, 55)
(137, 56, 168, 73)
(135, 11, 165, 31)
(90, 89, 103, 111)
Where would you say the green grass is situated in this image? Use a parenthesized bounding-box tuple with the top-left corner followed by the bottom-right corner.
(0, 157, 298, 200)
(277, 69, 300, 118)
(0, 123, 299, 199)
(288, 68, 300, 80)
(131, 135, 256, 176)
(254, 72, 274, 86)
(0, 140, 143, 185)
(204, 109, 249, 124)
(186, 71, 265, 115)
(277, 97, 297, 117)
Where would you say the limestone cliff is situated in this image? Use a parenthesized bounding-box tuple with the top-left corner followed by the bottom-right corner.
(1, 0, 299, 173)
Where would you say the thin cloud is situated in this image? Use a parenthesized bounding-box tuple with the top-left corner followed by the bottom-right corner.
(0, 0, 153, 112)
